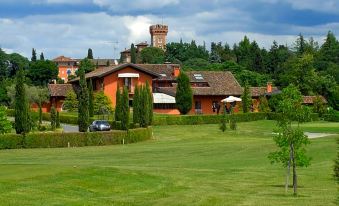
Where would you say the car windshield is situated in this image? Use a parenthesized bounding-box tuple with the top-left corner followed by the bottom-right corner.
(96, 121, 109, 126)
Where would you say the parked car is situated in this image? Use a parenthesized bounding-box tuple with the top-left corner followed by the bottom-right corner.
(88, 120, 111, 132)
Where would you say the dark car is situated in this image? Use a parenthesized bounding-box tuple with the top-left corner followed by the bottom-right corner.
(88, 120, 111, 132)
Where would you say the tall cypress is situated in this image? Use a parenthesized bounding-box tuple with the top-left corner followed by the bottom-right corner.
(78, 63, 89, 132)
(133, 84, 140, 125)
(121, 86, 130, 130)
(145, 81, 153, 125)
(31, 48, 37, 62)
(175, 72, 193, 115)
(88, 79, 94, 117)
(14, 67, 30, 134)
(130, 43, 136, 64)
(115, 88, 122, 121)
(50, 105, 56, 131)
(140, 85, 150, 127)
(40, 52, 45, 61)
(56, 111, 60, 128)
(241, 82, 251, 113)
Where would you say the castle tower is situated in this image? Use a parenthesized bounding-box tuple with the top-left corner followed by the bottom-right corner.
(149, 24, 168, 50)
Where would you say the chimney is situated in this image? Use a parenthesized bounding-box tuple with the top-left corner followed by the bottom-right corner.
(173, 66, 180, 77)
(267, 82, 272, 93)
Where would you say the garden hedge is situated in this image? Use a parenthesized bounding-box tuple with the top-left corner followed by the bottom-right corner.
(7, 109, 322, 126)
(0, 127, 152, 149)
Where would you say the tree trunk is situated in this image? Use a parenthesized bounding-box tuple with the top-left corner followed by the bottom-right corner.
(285, 151, 292, 193)
(291, 143, 297, 196)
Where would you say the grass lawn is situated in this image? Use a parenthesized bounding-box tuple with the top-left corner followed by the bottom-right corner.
(0, 120, 337, 205)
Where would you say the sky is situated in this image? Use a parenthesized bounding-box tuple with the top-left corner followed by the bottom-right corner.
(0, 0, 338, 59)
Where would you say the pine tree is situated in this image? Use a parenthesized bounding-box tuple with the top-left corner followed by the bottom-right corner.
(121, 86, 130, 130)
(115, 88, 122, 121)
(50, 105, 56, 131)
(130, 43, 136, 64)
(175, 72, 193, 114)
(14, 67, 30, 134)
(78, 63, 89, 132)
(133, 84, 140, 125)
(56, 111, 60, 128)
(88, 79, 94, 117)
(241, 82, 251, 113)
(40, 52, 45, 61)
(31, 48, 37, 62)
(87, 48, 93, 59)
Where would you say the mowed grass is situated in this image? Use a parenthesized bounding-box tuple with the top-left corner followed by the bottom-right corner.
(0, 120, 337, 206)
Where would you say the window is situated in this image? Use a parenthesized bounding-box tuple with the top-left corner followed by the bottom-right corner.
(124, 77, 132, 92)
(193, 74, 204, 80)
(153, 103, 176, 109)
(195, 101, 202, 114)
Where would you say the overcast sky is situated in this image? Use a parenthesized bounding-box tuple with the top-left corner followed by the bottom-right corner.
(0, 0, 338, 59)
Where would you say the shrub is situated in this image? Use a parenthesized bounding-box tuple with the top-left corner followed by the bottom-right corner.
(324, 109, 339, 122)
(0, 127, 152, 149)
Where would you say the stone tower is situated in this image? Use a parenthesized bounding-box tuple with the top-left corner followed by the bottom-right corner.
(149, 24, 168, 50)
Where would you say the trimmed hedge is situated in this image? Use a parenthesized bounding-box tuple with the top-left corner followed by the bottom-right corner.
(0, 127, 152, 149)
(153, 112, 268, 125)
(267, 112, 319, 122)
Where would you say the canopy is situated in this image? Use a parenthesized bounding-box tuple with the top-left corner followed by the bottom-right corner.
(221, 96, 242, 103)
(118, 73, 139, 78)
(153, 93, 176, 104)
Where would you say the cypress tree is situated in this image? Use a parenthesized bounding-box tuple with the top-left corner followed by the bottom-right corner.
(115, 88, 122, 121)
(40, 52, 45, 61)
(31, 48, 37, 62)
(175, 72, 193, 114)
(87, 48, 93, 59)
(133, 84, 140, 125)
(88, 79, 94, 117)
(78, 64, 89, 132)
(220, 105, 227, 132)
(14, 67, 30, 134)
(131, 43, 136, 64)
(56, 111, 60, 128)
(50, 105, 56, 131)
(145, 81, 153, 125)
(139, 85, 150, 127)
(121, 86, 130, 130)
(38, 102, 43, 124)
(241, 82, 251, 113)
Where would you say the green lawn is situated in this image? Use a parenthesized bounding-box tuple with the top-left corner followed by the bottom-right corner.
(0, 120, 337, 205)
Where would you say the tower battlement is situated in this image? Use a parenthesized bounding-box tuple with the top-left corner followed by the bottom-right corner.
(149, 24, 168, 50)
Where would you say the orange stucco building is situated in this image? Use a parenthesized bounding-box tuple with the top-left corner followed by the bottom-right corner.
(69, 63, 243, 115)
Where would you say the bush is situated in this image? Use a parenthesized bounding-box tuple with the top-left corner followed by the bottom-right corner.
(0, 127, 152, 149)
(324, 109, 339, 122)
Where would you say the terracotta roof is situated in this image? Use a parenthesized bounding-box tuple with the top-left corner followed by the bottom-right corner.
(74, 59, 117, 66)
(136, 64, 179, 80)
(136, 42, 148, 46)
(250, 87, 279, 97)
(121, 49, 131, 53)
(48, 84, 73, 97)
(69, 63, 161, 82)
(52, 56, 76, 62)
(158, 71, 243, 96)
(303, 96, 327, 104)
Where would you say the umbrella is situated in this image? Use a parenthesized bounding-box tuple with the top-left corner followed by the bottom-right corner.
(221, 96, 242, 103)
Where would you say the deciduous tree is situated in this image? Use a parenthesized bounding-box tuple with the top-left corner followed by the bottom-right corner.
(268, 85, 311, 196)
(0, 106, 12, 134)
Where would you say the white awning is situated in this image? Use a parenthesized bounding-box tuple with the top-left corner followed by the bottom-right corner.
(118, 73, 139, 78)
(153, 93, 176, 104)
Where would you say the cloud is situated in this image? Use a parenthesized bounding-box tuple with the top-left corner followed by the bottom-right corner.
(0, 0, 338, 60)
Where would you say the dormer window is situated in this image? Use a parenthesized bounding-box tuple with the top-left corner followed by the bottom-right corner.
(193, 74, 204, 80)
